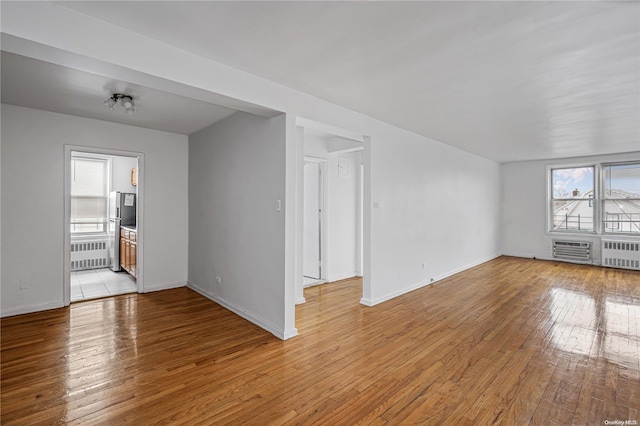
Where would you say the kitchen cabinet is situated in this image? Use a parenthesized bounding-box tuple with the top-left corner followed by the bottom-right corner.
(120, 227, 137, 278)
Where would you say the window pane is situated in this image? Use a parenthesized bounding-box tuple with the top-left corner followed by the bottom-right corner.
(603, 163, 640, 199)
(603, 200, 640, 234)
(71, 197, 107, 220)
(552, 167, 594, 199)
(72, 157, 108, 196)
(71, 155, 108, 234)
(552, 200, 594, 231)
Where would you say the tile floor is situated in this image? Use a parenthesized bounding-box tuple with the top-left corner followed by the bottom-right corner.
(71, 268, 137, 302)
(303, 276, 325, 287)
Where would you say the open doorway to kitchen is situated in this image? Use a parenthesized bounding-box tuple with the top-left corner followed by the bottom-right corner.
(65, 147, 143, 303)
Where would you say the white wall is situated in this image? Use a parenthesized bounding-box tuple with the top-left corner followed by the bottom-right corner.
(366, 132, 502, 305)
(187, 112, 289, 339)
(327, 152, 361, 281)
(112, 155, 138, 194)
(501, 152, 640, 262)
(1, 105, 189, 316)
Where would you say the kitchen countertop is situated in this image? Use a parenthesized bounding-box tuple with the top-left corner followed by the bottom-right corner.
(121, 225, 137, 232)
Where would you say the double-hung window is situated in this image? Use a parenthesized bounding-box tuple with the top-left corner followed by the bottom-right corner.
(549, 161, 640, 235)
(602, 162, 640, 234)
(550, 166, 595, 232)
(70, 155, 110, 234)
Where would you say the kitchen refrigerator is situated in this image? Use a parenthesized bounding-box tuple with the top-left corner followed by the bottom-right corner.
(108, 192, 136, 272)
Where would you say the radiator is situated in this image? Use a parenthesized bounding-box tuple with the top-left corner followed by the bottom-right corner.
(601, 240, 640, 271)
(70, 238, 109, 271)
(553, 240, 591, 262)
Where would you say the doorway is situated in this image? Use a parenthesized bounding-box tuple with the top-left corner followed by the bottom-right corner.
(295, 122, 366, 306)
(303, 159, 326, 286)
(64, 146, 144, 304)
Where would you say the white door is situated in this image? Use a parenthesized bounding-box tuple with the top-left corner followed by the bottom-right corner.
(303, 162, 321, 279)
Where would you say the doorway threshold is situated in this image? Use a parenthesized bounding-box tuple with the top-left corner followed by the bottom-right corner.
(303, 276, 326, 287)
(71, 268, 136, 302)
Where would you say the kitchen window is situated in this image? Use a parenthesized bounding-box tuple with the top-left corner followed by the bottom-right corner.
(70, 155, 110, 233)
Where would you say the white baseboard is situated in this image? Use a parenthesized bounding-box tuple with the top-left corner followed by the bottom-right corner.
(1, 300, 64, 318)
(327, 272, 357, 282)
(365, 279, 436, 306)
(187, 281, 297, 341)
(296, 297, 306, 305)
(502, 251, 550, 260)
(432, 253, 503, 282)
(142, 280, 187, 293)
(506, 252, 597, 266)
(365, 253, 502, 307)
(359, 297, 374, 307)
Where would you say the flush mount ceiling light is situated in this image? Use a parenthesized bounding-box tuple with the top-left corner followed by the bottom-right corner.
(104, 93, 136, 114)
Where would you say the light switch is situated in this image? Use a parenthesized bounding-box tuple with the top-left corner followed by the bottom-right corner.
(276, 200, 282, 211)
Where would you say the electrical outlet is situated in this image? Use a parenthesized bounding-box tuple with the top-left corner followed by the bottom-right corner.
(422, 263, 427, 269)
(19, 279, 29, 290)
(216, 276, 221, 284)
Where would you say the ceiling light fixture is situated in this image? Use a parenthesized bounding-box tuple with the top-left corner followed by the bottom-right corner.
(104, 93, 136, 114)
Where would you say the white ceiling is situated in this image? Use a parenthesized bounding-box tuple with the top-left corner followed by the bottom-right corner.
(1, 52, 238, 135)
(5, 1, 640, 162)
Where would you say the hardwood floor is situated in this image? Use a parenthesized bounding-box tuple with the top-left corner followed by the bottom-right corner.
(2, 256, 639, 424)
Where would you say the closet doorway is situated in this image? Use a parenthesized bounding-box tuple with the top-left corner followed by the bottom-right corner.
(303, 159, 326, 287)
(296, 122, 365, 304)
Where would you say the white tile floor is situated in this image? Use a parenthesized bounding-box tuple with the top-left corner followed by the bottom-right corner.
(303, 276, 325, 287)
(71, 268, 137, 302)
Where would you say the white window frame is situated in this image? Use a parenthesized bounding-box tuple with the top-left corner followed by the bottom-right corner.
(547, 163, 597, 234)
(547, 160, 640, 236)
(601, 161, 640, 235)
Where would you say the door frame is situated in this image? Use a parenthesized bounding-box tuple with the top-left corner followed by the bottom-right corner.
(303, 157, 327, 282)
(294, 119, 371, 309)
(63, 145, 145, 306)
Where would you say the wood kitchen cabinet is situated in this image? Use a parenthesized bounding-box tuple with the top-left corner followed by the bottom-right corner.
(120, 228, 137, 278)
(120, 232, 127, 270)
(130, 241, 137, 277)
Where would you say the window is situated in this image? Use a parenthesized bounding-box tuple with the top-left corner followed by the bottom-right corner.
(549, 161, 640, 235)
(71, 155, 109, 233)
(550, 166, 595, 232)
(602, 162, 640, 234)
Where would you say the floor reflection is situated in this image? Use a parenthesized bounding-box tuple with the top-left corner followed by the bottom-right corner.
(550, 287, 640, 371)
(550, 288, 597, 356)
(604, 298, 640, 370)
(64, 296, 138, 422)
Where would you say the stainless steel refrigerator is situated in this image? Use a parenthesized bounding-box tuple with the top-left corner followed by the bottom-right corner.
(108, 192, 136, 272)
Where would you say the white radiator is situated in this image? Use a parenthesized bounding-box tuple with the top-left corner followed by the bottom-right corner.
(601, 240, 640, 271)
(70, 238, 109, 271)
(553, 240, 591, 262)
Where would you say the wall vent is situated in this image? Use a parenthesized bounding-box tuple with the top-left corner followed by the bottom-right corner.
(552, 240, 591, 262)
(70, 239, 109, 271)
(601, 240, 640, 271)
